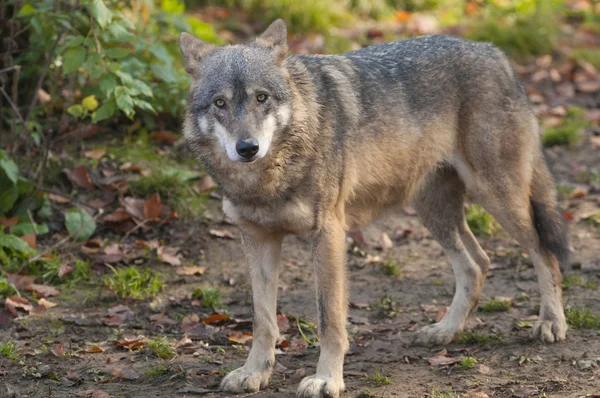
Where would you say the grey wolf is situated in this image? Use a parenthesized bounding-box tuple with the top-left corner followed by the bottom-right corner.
(179, 19, 569, 398)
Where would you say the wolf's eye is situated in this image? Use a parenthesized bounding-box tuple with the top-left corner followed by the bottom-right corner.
(256, 93, 268, 103)
(214, 99, 225, 108)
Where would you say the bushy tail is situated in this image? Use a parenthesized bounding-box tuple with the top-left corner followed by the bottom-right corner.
(530, 159, 570, 270)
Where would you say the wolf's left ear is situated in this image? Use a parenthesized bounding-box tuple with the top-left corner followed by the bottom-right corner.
(179, 32, 215, 76)
(256, 19, 288, 63)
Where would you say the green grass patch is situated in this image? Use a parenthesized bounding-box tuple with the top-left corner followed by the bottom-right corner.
(377, 293, 399, 318)
(0, 277, 18, 299)
(147, 337, 176, 360)
(456, 356, 478, 370)
(480, 299, 511, 313)
(565, 307, 600, 329)
(542, 107, 590, 147)
(363, 368, 392, 386)
(296, 317, 319, 346)
(431, 387, 460, 398)
(0, 341, 19, 361)
(457, 330, 502, 344)
(562, 275, 597, 290)
(382, 260, 402, 278)
(216, 366, 234, 377)
(192, 287, 225, 310)
(466, 204, 500, 237)
(574, 48, 600, 70)
(104, 265, 162, 299)
(143, 364, 171, 377)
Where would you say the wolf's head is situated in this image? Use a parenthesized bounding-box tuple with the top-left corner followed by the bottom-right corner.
(180, 20, 292, 163)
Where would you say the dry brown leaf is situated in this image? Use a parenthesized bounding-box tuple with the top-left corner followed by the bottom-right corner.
(202, 313, 229, 325)
(102, 208, 132, 223)
(0, 216, 19, 227)
(112, 367, 140, 380)
(5, 296, 33, 316)
(6, 274, 35, 289)
(136, 239, 159, 249)
(277, 314, 290, 333)
(150, 131, 178, 144)
(590, 135, 600, 149)
(209, 229, 235, 239)
(380, 232, 393, 250)
(464, 391, 490, 398)
(228, 330, 253, 345)
(176, 266, 206, 276)
(48, 193, 71, 204)
(193, 175, 215, 194)
(25, 284, 61, 297)
(84, 149, 107, 160)
(576, 80, 600, 93)
(119, 162, 152, 177)
(104, 243, 123, 255)
(570, 187, 588, 199)
(427, 349, 461, 366)
(58, 264, 74, 278)
(20, 234, 36, 249)
(143, 193, 162, 220)
(77, 390, 110, 398)
(85, 346, 104, 353)
(38, 298, 58, 309)
(51, 343, 64, 357)
(115, 338, 145, 350)
(65, 166, 95, 190)
(157, 246, 182, 266)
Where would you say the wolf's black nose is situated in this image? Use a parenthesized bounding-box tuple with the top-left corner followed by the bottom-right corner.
(236, 138, 259, 159)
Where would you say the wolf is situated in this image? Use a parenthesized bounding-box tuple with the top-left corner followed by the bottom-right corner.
(179, 19, 569, 397)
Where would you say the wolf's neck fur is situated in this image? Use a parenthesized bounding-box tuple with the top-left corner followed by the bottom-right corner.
(199, 56, 322, 207)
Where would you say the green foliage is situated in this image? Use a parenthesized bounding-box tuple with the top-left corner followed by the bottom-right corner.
(363, 368, 392, 386)
(296, 317, 319, 346)
(147, 337, 176, 359)
(378, 293, 399, 318)
(542, 107, 590, 147)
(565, 307, 600, 330)
(0, 341, 20, 361)
(480, 299, 511, 313)
(104, 265, 162, 299)
(430, 387, 460, 398)
(65, 208, 97, 242)
(17, 0, 220, 131)
(0, 276, 18, 299)
(192, 287, 224, 309)
(143, 364, 172, 377)
(467, 0, 562, 58)
(382, 260, 402, 278)
(456, 356, 478, 370)
(466, 204, 500, 237)
(457, 330, 502, 344)
(562, 275, 596, 290)
(574, 48, 600, 70)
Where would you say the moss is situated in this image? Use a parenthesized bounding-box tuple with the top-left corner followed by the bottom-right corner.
(542, 107, 590, 147)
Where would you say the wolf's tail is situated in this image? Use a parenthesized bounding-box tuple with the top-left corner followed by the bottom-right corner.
(530, 157, 570, 270)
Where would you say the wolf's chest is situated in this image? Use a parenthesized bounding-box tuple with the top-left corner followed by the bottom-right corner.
(222, 197, 315, 235)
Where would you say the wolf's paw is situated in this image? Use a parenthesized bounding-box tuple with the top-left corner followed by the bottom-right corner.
(411, 322, 459, 346)
(220, 366, 270, 393)
(297, 375, 344, 398)
(532, 317, 567, 343)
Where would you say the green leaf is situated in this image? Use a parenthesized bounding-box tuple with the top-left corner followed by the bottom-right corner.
(11, 222, 49, 237)
(92, 99, 116, 123)
(89, 0, 112, 29)
(108, 22, 135, 42)
(115, 87, 135, 118)
(17, 4, 36, 16)
(0, 185, 18, 215)
(65, 208, 96, 242)
(82, 95, 99, 111)
(62, 47, 86, 74)
(160, 0, 185, 14)
(67, 104, 84, 118)
(115, 70, 133, 85)
(130, 79, 153, 97)
(0, 150, 19, 184)
(133, 98, 156, 113)
(151, 63, 176, 83)
(105, 47, 130, 59)
(37, 195, 52, 219)
(108, 62, 121, 73)
(99, 74, 117, 95)
(66, 36, 85, 48)
(0, 232, 33, 255)
(90, 66, 105, 80)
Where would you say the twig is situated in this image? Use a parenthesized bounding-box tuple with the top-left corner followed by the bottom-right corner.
(0, 65, 20, 74)
(0, 84, 26, 126)
(40, 188, 102, 212)
(23, 208, 104, 267)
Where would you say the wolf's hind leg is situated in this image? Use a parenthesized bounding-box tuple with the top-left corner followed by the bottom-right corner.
(221, 225, 283, 393)
(410, 167, 485, 346)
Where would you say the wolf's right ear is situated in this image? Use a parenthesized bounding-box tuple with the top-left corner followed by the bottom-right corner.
(179, 32, 215, 76)
(256, 19, 288, 63)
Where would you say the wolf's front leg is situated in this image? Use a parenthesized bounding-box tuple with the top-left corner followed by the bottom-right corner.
(221, 225, 283, 393)
(298, 218, 348, 398)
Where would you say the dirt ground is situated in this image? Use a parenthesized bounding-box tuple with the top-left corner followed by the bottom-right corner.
(2, 130, 600, 398)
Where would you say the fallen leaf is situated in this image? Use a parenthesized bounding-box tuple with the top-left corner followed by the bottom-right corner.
(103, 316, 124, 326)
(590, 135, 600, 149)
(209, 229, 235, 239)
(59, 264, 75, 278)
(85, 346, 104, 353)
(363, 254, 382, 264)
(137, 240, 159, 249)
(25, 284, 60, 297)
(48, 193, 70, 204)
(395, 10, 412, 22)
(84, 149, 106, 160)
(157, 246, 182, 266)
(380, 232, 393, 250)
(0, 216, 19, 227)
(476, 364, 490, 375)
(115, 338, 145, 350)
(76, 390, 110, 398)
(143, 193, 162, 220)
(64, 166, 95, 190)
(112, 368, 140, 380)
(176, 266, 206, 276)
(119, 162, 151, 177)
(228, 330, 252, 345)
(102, 208, 132, 223)
(182, 313, 200, 331)
(570, 187, 588, 198)
(427, 349, 461, 366)
(6, 274, 35, 289)
(464, 391, 490, 398)
(576, 80, 600, 93)
(5, 296, 32, 316)
(151, 131, 178, 144)
(121, 197, 145, 220)
(51, 343, 64, 357)
(20, 234, 36, 249)
(277, 314, 290, 333)
(347, 230, 365, 246)
(202, 313, 229, 325)
(108, 304, 134, 320)
(435, 306, 448, 322)
(38, 298, 58, 309)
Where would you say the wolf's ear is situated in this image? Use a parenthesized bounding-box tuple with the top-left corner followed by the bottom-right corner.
(256, 19, 288, 63)
(179, 32, 215, 76)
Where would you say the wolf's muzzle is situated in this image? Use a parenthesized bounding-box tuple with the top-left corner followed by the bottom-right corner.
(236, 138, 259, 161)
